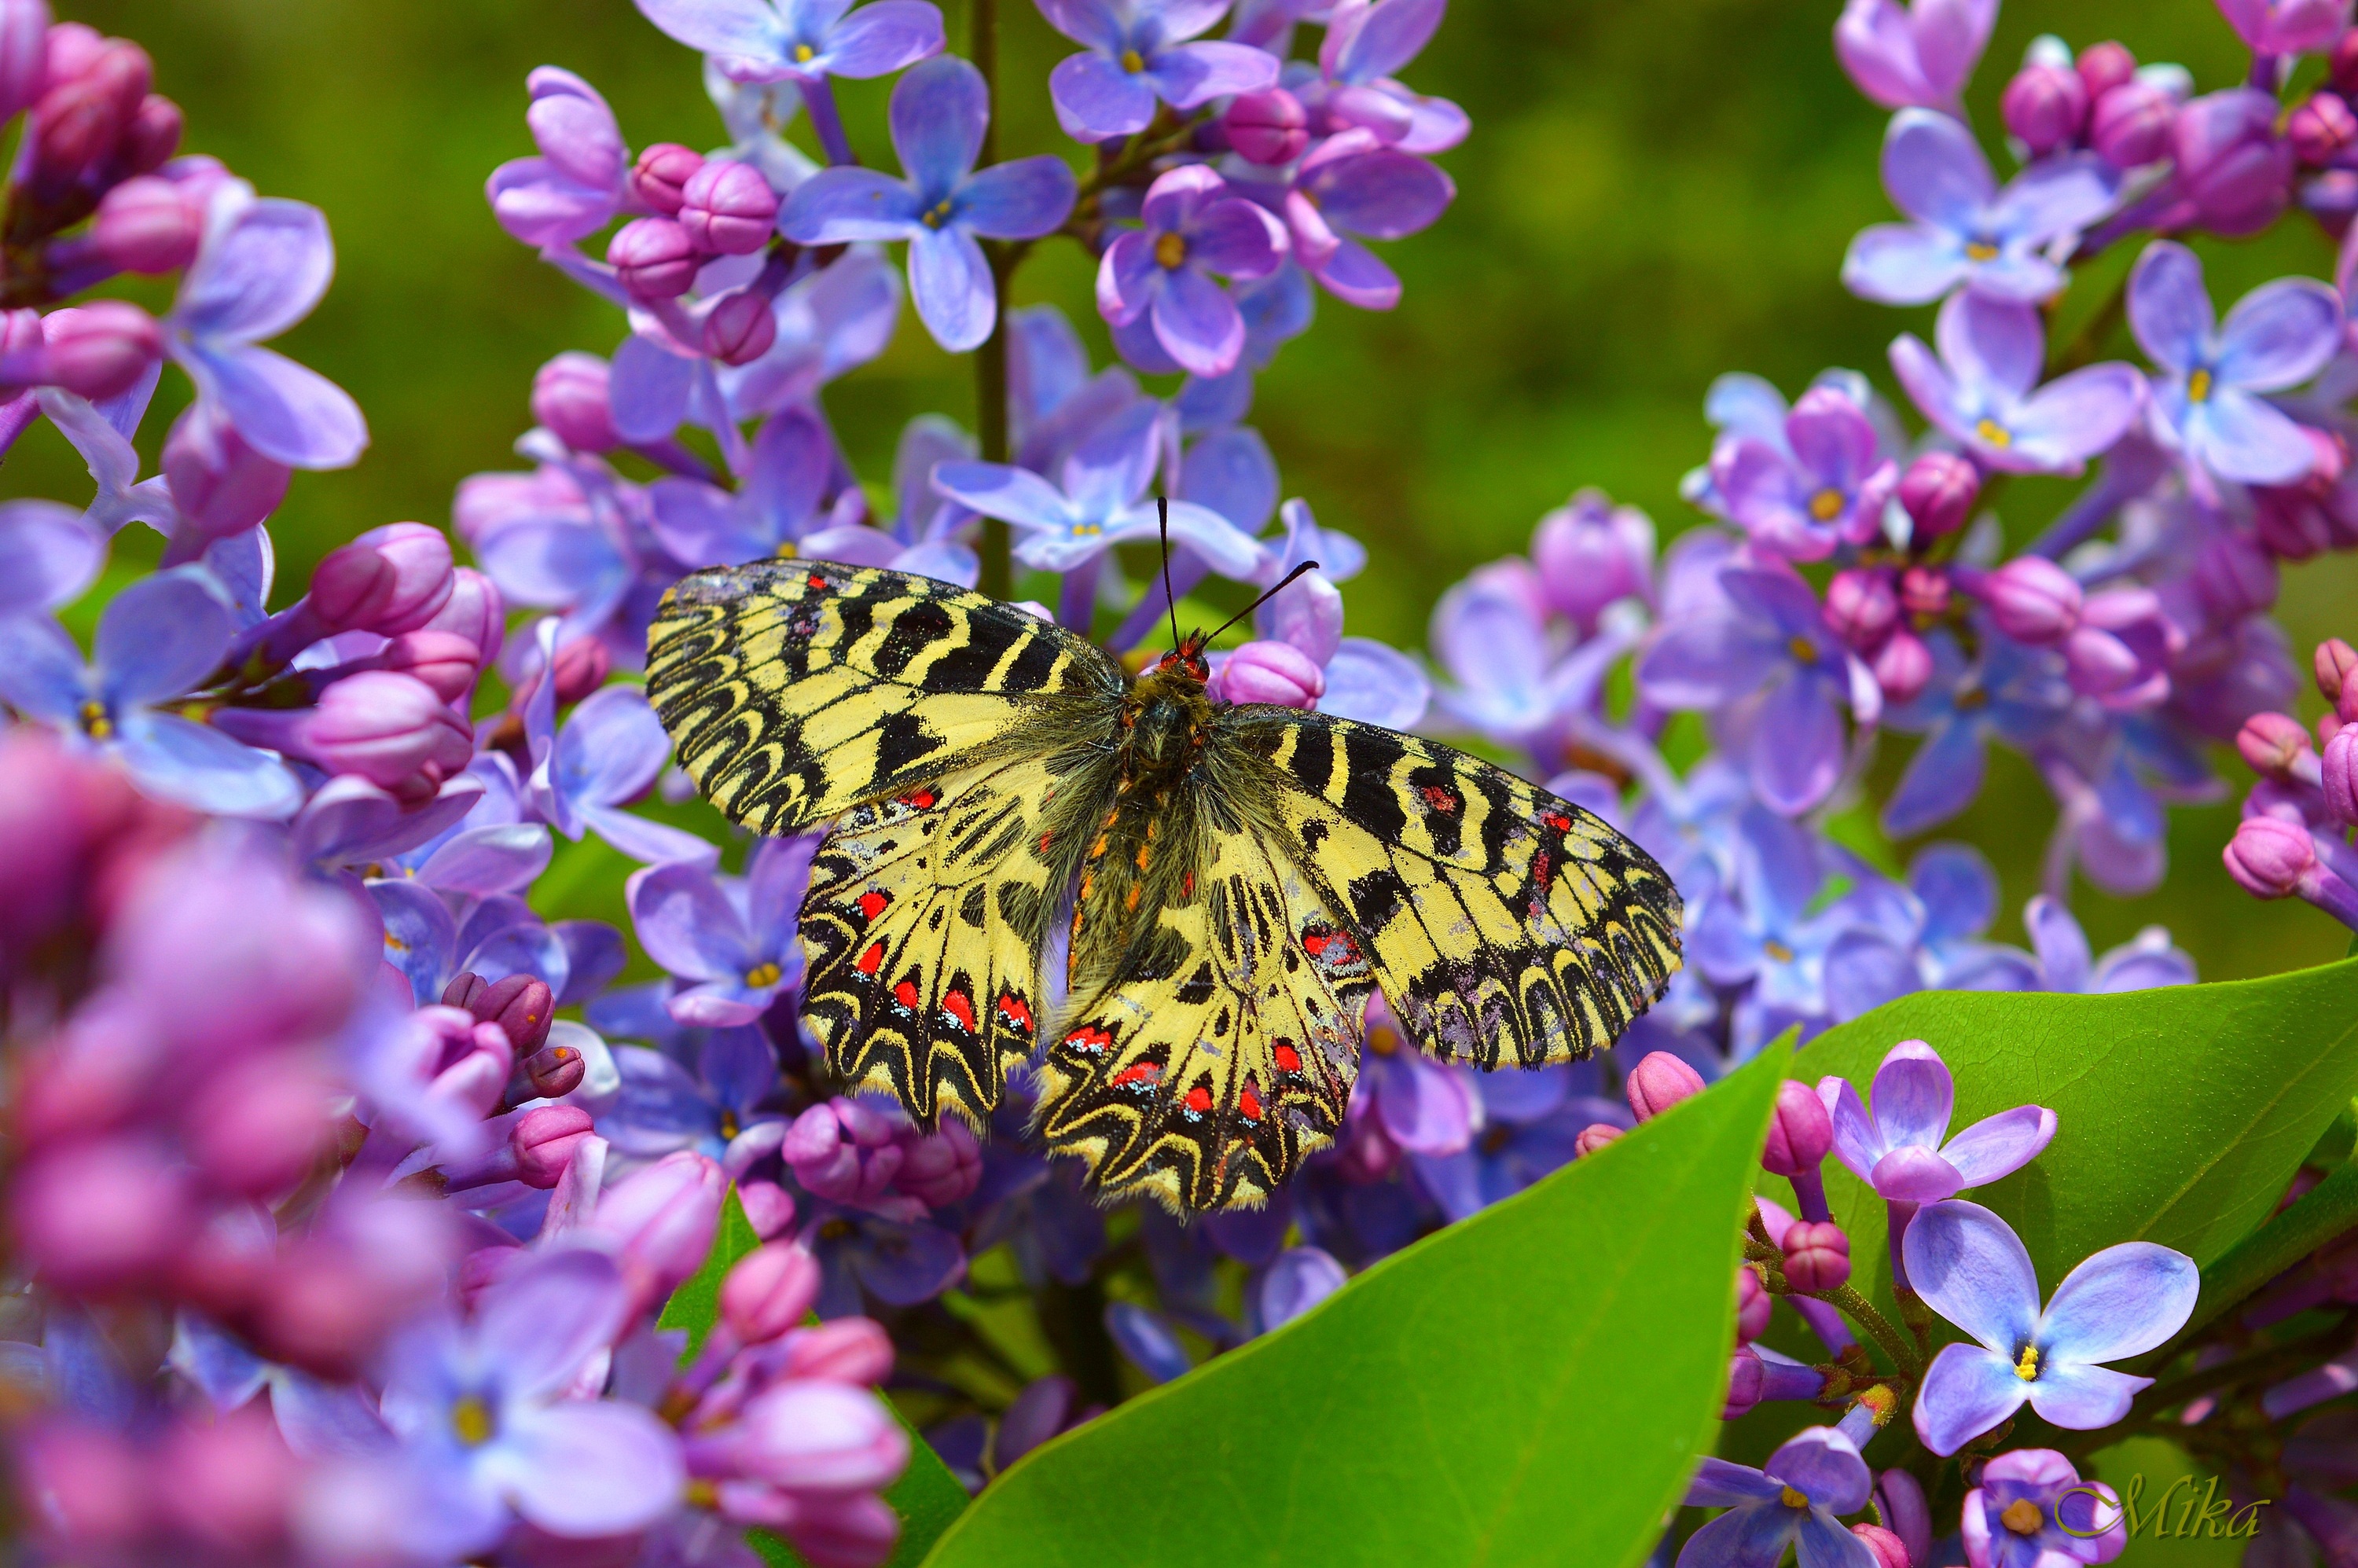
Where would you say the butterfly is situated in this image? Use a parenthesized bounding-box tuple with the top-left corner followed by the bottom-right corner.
(645, 542, 1683, 1213)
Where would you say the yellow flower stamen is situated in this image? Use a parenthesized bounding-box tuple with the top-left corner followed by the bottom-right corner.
(1119, 48, 1145, 72)
(1155, 231, 1188, 270)
(451, 1394, 495, 1446)
(1763, 938, 1794, 963)
(2187, 367, 2213, 403)
(78, 698, 112, 741)
(1975, 417, 2012, 448)
(1965, 240, 2000, 262)
(1809, 487, 1845, 522)
(2015, 1344, 2040, 1382)
(2000, 1498, 2044, 1534)
(745, 960, 783, 989)
(793, 42, 817, 63)
(1780, 1485, 1809, 1510)
(1787, 635, 1817, 664)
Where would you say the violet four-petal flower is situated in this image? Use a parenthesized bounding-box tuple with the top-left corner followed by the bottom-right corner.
(1710, 385, 1900, 561)
(1834, 0, 1997, 112)
(634, 0, 946, 85)
(1679, 1426, 1879, 1568)
(1818, 1039, 2055, 1207)
(1099, 165, 1290, 377)
(1890, 292, 2146, 476)
(1038, 0, 1279, 141)
(628, 834, 818, 1026)
(1958, 1448, 2128, 1568)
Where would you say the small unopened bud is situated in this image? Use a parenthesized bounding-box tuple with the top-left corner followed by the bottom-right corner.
(116, 92, 178, 174)
(371, 631, 484, 705)
(89, 174, 197, 273)
(347, 523, 454, 635)
(440, 971, 490, 1012)
(2090, 80, 2175, 168)
(2293, 93, 2358, 167)
(703, 287, 777, 366)
(1225, 88, 1309, 166)
(215, 671, 472, 795)
(2002, 63, 2089, 157)
(422, 568, 504, 666)
(512, 1104, 594, 1188)
(2239, 711, 2314, 781)
(162, 402, 290, 543)
(531, 351, 619, 453)
(894, 1119, 982, 1209)
(593, 1151, 725, 1314)
(461, 973, 553, 1057)
(1975, 556, 2081, 644)
(1724, 1347, 1766, 1419)
(780, 1316, 894, 1385)
(2196, 529, 2279, 621)
(2076, 40, 2136, 99)
(1897, 452, 1978, 540)
(1211, 639, 1326, 709)
(738, 1178, 795, 1239)
(550, 635, 610, 706)
(1897, 565, 1950, 619)
(1824, 569, 1897, 650)
(1625, 1050, 1704, 1121)
(608, 216, 700, 299)
(678, 159, 778, 255)
(1761, 1079, 1834, 1177)
(29, 79, 118, 192)
(0, 1, 46, 128)
(2338, 29, 2358, 96)
(522, 1043, 585, 1101)
(1782, 1221, 1852, 1293)
(2325, 729, 2358, 828)
(719, 1241, 822, 1345)
(2224, 814, 2316, 898)
(1572, 1122, 1622, 1158)
(1852, 1523, 1912, 1568)
(1735, 1265, 1771, 1343)
(38, 301, 159, 400)
(2316, 637, 2358, 707)
(1872, 627, 1934, 706)
(630, 142, 704, 215)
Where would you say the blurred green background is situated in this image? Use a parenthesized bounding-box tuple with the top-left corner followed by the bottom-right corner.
(11, 0, 2357, 981)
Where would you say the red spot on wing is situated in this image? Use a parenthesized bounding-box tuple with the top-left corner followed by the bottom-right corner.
(856, 889, 891, 920)
(1239, 1084, 1263, 1121)
(855, 942, 885, 976)
(807, 574, 828, 590)
(940, 989, 977, 1034)
(1109, 1062, 1162, 1091)
(996, 992, 1035, 1034)
(1063, 1023, 1115, 1056)
(1533, 850, 1554, 891)
(1183, 1085, 1214, 1115)
(1541, 811, 1574, 834)
(1272, 1042, 1302, 1074)
(899, 788, 938, 811)
(1420, 784, 1459, 813)
(891, 979, 920, 1011)
(1182, 871, 1195, 898)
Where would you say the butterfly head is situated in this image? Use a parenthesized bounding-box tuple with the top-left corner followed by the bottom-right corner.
(1152, 633, 1212, 685)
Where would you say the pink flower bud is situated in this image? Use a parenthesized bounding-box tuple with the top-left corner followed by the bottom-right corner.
(1735, 1265, 1771, 1343)
(370, 630, 484, 705)
(29, 79, 118, 192)
(2326, 728, 2358, 827)
(2076, 40, 2136, 100)
(2316, 637, 2358, 707)
(251, 671, 474, 792)
(608, 215, 700, 299)
(38, 301, 159, 400)
(1211, 639, 1326, 709)
(1533, 489, 1655, 628)
(594, 1150, 726, 1314)
(2239, 711, 2314, 780)
(1897, 565, 1951, 619)
(79, 39, 149, 122)
(1871, 627, 1934, 706)
(2224, 814, 2316, 898)
(720, 1382, 908, 1493)
(2338, 28, 2358, 95)
(427, 1020, 513, 1119)
(347, 522, 454, 635)
(44, 23, 106, 86)
(448, 972, 553, 1056)
(531, 351, 619, 453)
(630, 142, 704, 215)
(739, 1178, 796, 1239)
(161, 402, 291, 544)
(1572, 1122, 1622, 1157)
(703, 286, 778, 366)
(1761, 1079, 1834, 1176)
(2002, 63, 2089, 156)
(2091, 80, 2177, 167)
(1723, 1346, 1765, 1419)
(152, 1405, 298, 1554)
(720, 1241, 822, 1345)
(1626, 1050, 1704, 1121)
(1975, 556, 2081, 643)
(894, 1118, 982, 1209)
(2197, 530, 2279, 621)
(1225, 88, 1309, 165)
(1782, 1221, 1852, 1293)
(780, 1316, 894, 1386)
(116, 92, 178, 175)
(13, 1137, 193, 1291)
(2293, 92, 2358, 167)
(1824, 568, 1897, 650)
(1897, 452, 1978, 539)
(512, 1105, 595, 1188)
(2172, 89, 2294, 238)
(550, 634, 611, 706)
(0, 1, 47, 127)
(87, 173, 196, 272)
(679, 158, 779, 255)
(183, 1053, 333, 1197)
(420, 567, 504, 666)
(521, 1041, 586, 1101)
(1852, 1523, 1912, 1568)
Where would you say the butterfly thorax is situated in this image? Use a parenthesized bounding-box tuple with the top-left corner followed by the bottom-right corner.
(1118, 652, 1214, 798)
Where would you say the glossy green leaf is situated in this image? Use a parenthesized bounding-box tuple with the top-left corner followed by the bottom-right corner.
(1776, 957, 2358, 1313)
(919, 1042, 1791, 1568)
(656, 1189, 974, 1568)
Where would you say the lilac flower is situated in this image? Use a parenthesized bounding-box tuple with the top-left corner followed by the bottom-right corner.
(1690, 806, 1875, 1041)
(1107, 1301, 1195, 1381)
(604, 1030, 790, 1176)
(2019, 894, 2195, 992)
(1432, 561, 1635, 769)
(1251, 1246, 1346, 1332)
(1304, 0, 1465, 154)
(801, 1203, 966, 1316)
(1905, 1199, 2196, 1455)
(0, 499, 102, 616)
(1411, 1063, 1622, 1221)
(1245, 127, 1453, 313)
(1353, 995, 1476, 1157)
(1710, 385, 1899, 561)
(1037, 0, 1278, 141)
(1891, 293, 2146, 476)
(628, 835, 817, 1026)
(367, 879, 586, 1009)
(487, 68, 630, 250)
(1637, 565, 1881, 816)
(2215, 0, 2351, 56)
(1008, 302, 1144, 473)
(163, 183, 367, 470)
(1883, 628, 2072, 837)
(0, 569, 301, 818)
(648, 406, 833, 567)
(527, 673, 719, 866)
(932, 399, 1263, 605)
(1958, 1449, 2127, 1568)
(1844, 110, 2114, 307)
(1820, 1040, 2056, 1208)
(1679, 1426, 1879, 1568)
(1835, 0, 1996, 111)
(377, 1248, 683, 1549)
(1098, 166, 1288, 377)
(2127, 241, 2341, 487)
(634, 0, 944, 83)
(780, 57, 1077, 353)
(38, 384, 176, 541)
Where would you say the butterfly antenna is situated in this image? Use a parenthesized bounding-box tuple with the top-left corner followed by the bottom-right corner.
(1204, 560, 1320, 648)
(1159, 496, 1182, 655)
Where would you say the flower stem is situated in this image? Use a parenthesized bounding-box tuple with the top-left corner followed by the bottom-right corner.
(970, 0, 1012, 600)
(1815, 1284, 1923, 1383)
(2047, 273, 2129, 378)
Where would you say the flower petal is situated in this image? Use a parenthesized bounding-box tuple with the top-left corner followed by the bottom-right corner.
(1940, 1105, 2056, 1188)
(554, 685, 672, 812)
(820, 0, 945, 77)
(480, 1248, 630, 1401)
(1869, 1039, 1953, 1151)
(1049, 50, 1155, 141)
(0, 615, 86, 725)
(1985, 155, 2117, 246)
(627, 861, 753, 982)
(1307, 235, 1400, 310)
(1156, 497, 1265, 578)
(957, 155, 1078, 241)
(2216, 276, 2343, 391)
(1912, 1341, 2030, 1456)
(1936, 290, 2045, 398)
(0, 502, 102, 616)
(181, 343, 368, 470)
(1764, 1426, 1873, 1515)
(1816, 1075, 1887, 1184)
(1868, 1144, 1964, 1203)
(1186, 197, 1287, 280)
(1304, 148, 1453, 241)
(2126, 241, 2213, 373)
(2186, 387, 2322, 485)
(891, 55, 987, 193)
(492, 1398, 686, 1536)
(176, 196, 333, 344)
(1904, 1199, 2041, 1355)
(2023, 1361, 2150, 1431)
(1151, 266, 1247, 377)
(1842, 222, 1966, 307)
(582, 803, 725, 868)
(2039, 1240, 2198, 1364)
(630, 0, 789, 60)
(98, 567, 233, 708)
(931, 461, 1074, 534)
(1141, 39, 1280, 110)
(780, 167, 924, 243)
(1684, 1456, 1785, 1508)
(1746, 670, 1844, 815)
(1882, 108, 1996, 231)
(1882, 718, 1988, 838)
(908, 224, 997, 352)
(116, 712, 303, 819)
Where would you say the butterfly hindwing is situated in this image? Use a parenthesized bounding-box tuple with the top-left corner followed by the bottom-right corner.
(1219, 707, 1684, 1070)
(800, 739, 1115, 1129)
(646, 559, 1124, 836)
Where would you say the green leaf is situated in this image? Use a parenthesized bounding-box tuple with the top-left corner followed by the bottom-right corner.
(656, 1190, 975, 1568)
(918, 1041, 1792, 1568)
(1777, 957, 2358, 1314)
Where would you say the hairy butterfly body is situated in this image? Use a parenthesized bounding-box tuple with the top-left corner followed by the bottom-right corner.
(647, 558, 1683, 1212)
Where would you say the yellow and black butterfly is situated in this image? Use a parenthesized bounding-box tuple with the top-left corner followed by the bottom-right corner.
(645, 533, 1683, 1213)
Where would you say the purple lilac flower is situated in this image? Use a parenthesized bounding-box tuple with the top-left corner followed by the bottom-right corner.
(487, 68, 630, 251)
(1710, 385, 1899, 561)
(801, 1203, 966, 1317)
(2126, 241, 2341, 487)
(1036, 0, 1278, 141)
(1107, 1300, 1194, 1382)
(0, 568, 301, 817)
(39, 380, 175, 541)
(1008, 301, 1144, 473)
(604, 1029, 790, 1176)
(1835, 0, 1996, 112)
(648, 404, 833, 567)
(628, 835, 817, 1026)
(1243, 127, 1453, 313)
(1905, 1199, 2196, 1455)
(1411, 1063, 1622, 1221)
(1300, 0, 1464, 154)
(1901, 844, 2043, 990)
(1820, 1040, 2056, 1210)
(1683, 369, 1904, 520)
(376, 1248, 684, 1550)
(2021, 894, 2195, 993)
(1690, 806, 1876, 1045)
(2215, 0, 2350, 55)
(526, 664, 718, 865)
(1352, 994, 1476, 1158)
(1958, 1449, 2128, 1568)
(1433, 561, 1637, 771)
(1236, 501, 1427, 728)
(463, 454, 689, 671)
(367, 879, 589, 1008)
(1098, 166, 1288, 377)
(0, 498, 102, 616)
(163, 182, 366, 470)
(634, 0, 943, 83)
(1637, 565, 1881, 816)
(780, 57, 1076, 352)
(1680, 1426, 1879, 1568)
(1251, 1245, 1346, 1332)
(1883, 627, 2073, 836)
(1890, 292, 2146, 476)
(1844, 110, 2114, 307)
